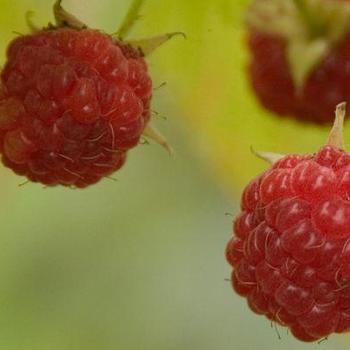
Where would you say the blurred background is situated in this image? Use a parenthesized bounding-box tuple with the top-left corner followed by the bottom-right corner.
(0, 0, 348, 349)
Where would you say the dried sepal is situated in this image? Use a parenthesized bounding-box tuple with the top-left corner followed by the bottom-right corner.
(143, 125, 174, 156)
(327, 102, 347, 150)
(251, 146, 285, 164)
(53, 0, 87, 30)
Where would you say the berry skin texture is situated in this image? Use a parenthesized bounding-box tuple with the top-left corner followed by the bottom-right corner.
(0, 28, 152, 188)
(226, 105, 350, 342)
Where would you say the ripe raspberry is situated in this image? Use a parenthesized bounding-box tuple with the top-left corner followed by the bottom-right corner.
(247, 0, 350, 123)
(226, 103, 350, 342)
(0, 0, 178, 188)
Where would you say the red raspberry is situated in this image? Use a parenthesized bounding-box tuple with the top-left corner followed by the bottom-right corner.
(226, 103, 350, 342)
(247, 0, 350, 123)
(0, 0, 177, 188)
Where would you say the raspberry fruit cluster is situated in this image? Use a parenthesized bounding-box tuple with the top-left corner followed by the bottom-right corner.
(247, 0, 350, 123)
(0, 0, 177, 187)
(226, 103, 350, 341)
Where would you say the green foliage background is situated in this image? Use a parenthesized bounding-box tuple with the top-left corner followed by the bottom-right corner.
(0, 0, 347, 349)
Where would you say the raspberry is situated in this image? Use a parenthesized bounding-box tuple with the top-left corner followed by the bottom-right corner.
(247, 0, 350, 123)
(226, 103, 350, 342)
(0, 0, 179, 188)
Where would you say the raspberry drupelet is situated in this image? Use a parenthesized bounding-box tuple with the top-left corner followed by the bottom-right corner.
(226, 103, 350, 342)
(247, 0, 350, 124)
(0, 0, 179, 188)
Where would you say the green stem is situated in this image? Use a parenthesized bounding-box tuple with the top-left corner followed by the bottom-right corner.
(117, 0, 145, 39)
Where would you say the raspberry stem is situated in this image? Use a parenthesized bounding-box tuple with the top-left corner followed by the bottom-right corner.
(116, 0, 145, 39)
(327, 102, 347, 150)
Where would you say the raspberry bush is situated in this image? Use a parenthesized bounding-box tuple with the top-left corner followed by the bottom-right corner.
(226, 103, 350, 342)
